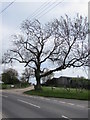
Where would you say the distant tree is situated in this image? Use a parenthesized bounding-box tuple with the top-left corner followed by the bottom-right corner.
(2, 14, 90, 90)
(20, 76, 26, 83)
(2, 68, 19, 84)
(21, 68, 34, 83)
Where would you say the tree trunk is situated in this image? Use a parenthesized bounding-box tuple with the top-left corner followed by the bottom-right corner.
(35, 69, 42, 90)
(35, 78, 42, 90)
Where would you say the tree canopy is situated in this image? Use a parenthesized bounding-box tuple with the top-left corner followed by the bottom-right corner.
(2, 14, 90, 89)
(2, 68, 19, 84)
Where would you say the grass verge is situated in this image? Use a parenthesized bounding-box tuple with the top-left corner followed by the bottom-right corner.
(0, 83, 30, 89)
(24, 86, 89, 100)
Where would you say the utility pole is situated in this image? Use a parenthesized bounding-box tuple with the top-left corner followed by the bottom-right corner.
(88, 1, 90, 80)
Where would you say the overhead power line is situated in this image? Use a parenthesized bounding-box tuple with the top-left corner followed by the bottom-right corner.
(31, 0, 58, 20)
(28, 0, 64, 20)
(29, 0, 53, 19)
(37, 0, 64, 19)
(0, 0, 15, 15)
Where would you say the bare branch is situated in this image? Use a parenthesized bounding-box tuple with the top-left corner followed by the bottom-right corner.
(2, 15, 89, 89)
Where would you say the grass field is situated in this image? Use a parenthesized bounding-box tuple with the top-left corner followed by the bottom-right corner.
(24, 86, 89, 100)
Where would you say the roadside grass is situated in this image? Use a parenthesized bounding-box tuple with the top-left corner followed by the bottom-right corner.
(24, 86, 89, 100)
(0, 83, 30, 89)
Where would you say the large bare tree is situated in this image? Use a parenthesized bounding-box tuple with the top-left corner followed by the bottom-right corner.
(2, 14, 90, 90)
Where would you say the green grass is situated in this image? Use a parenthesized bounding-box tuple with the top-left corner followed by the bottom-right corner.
(24, 86, 89, 100)
(0, 83, 30, 89)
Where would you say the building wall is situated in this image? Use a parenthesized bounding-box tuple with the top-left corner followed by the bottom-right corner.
(56, 77, 71, 86)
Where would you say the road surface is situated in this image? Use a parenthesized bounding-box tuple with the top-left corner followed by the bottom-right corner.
(0, 91, 89, 119)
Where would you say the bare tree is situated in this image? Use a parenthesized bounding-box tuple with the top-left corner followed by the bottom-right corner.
(22, 68, 34, 83)
(2, 14, 90, 90)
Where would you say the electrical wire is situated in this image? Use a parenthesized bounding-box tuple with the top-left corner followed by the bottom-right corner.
(28, 0, 53, 19)
(0, 0, 15, 15)
(30, 0, 63, 20)
(38, 0, 64, 19)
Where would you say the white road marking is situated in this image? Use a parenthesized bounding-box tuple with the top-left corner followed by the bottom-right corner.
(67, 103, 75, 106)
(76, 105, 85, 108)
(59, 101, 66, 104)
(17, 99, 40, 108)
(62, 115, 72, 120)
(53, 99, 86, 109)
(62, 115, 69, 119)
(45, 98, 50, 101)
(0, 94, 8, 98)
(53, 100, 75, 107)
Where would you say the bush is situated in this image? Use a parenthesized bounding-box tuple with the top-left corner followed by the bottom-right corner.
(1, 83, 30, 89)
(20, 82, 30, 88)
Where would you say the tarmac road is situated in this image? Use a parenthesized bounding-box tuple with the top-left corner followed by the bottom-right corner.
(1, 91, 88, 120)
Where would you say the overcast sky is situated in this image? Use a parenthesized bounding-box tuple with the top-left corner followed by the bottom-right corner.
(0, 0, 90, 82)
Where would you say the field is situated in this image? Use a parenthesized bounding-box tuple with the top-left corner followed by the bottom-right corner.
(24, 86, 89, 100)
